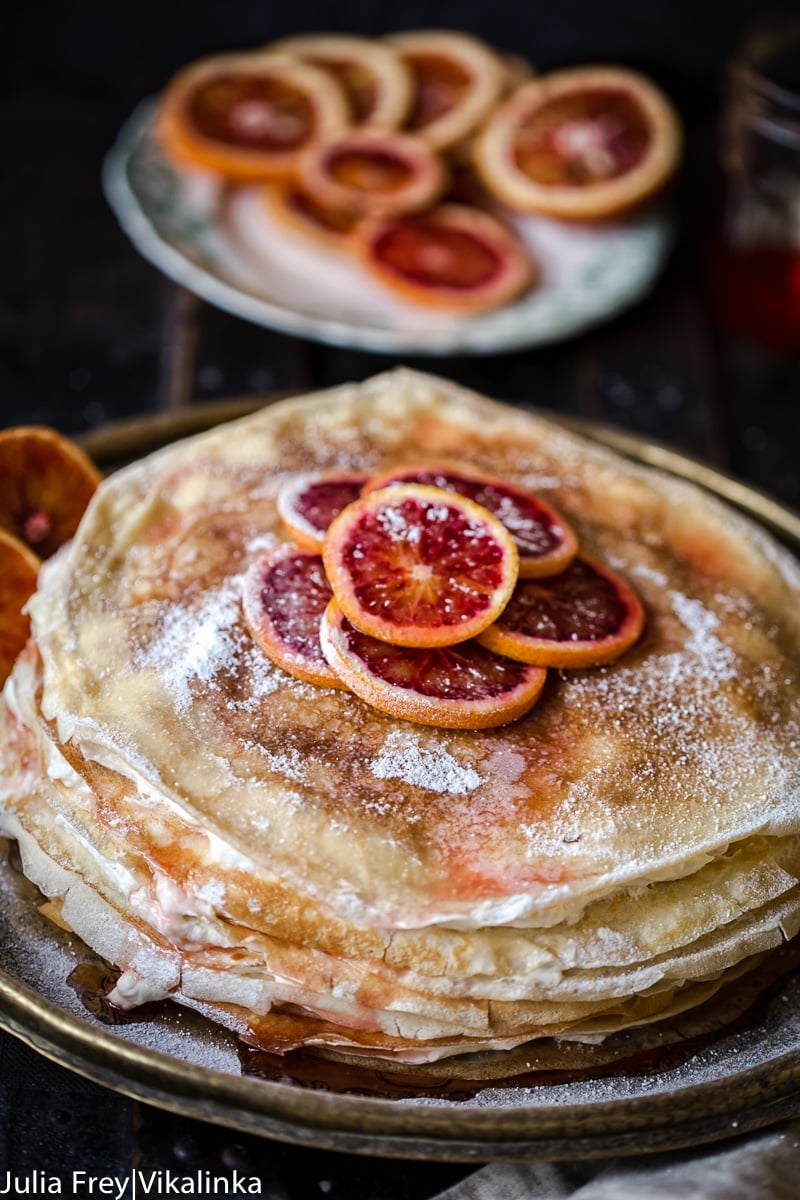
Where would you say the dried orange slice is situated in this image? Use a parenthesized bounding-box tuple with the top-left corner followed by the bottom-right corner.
(321, 599, 546, 729)
(0, 426, 101, 558)
(322, 484, 519, 649)
(365, 464, 578, 578)
(277, 472, 370, 552)
(263, 183, 361, 247)
(297, 128, 447, 217)
(477, 555, 645, 667)
(156, 52, 350, 181)
(355, 203, 535, 313)
(0, 529, 39, 685)
(268, 34, 413, 129)
(388, 30, 507, 151)
(242, 546, 346, 689)
(474, 66, 681, 219)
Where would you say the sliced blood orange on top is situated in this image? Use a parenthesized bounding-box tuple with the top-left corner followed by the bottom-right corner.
(242, 545, 346, 689)
(322, 483, 519, 649)
(268, 34, 413, 129)
(297, 128, 447, 218)
(277, 471, 370, 552)
(321, 599, 546, 729)
(263, 183, 361, 247)
(388, 31, 507, 151)
(0, 426, 101, 559)
(156, 52, 350, 181)
(365, 463, 578, 578)
(0, 529, 39, 685)
(477, 555, 645, 668)
(355, 203, 535, 313)
(474, 66, 682, 219)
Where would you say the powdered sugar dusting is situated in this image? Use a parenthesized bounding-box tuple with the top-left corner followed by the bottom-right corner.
(552, 582, 797, 861)
(244, 532, 278, 556)
(371, 730, 484, 795)
(670, 591, 736, 684)
(136, 575, 281, 717)
(252, 745, 307, 783)
(629, 562, 668, 587)
(138, 578, 244, 714)
(230, 645, 282, 713)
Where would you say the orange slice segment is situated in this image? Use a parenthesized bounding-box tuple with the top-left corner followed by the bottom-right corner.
(156, 52, 350, 181)
(277, 472, 370, 552)
(268, 34, 413, 129)
(0, 529, 39, 684)
(242, 545, 346, 689)
(477, 555, 645, 667)
(474, 66, 682, 219)
(297, 128, 447, 218)
(365, 463, 578, 578)
(388, 31, 507, 151)
(355, 203, 535, 313)
(322, 484, 519, 649)
(321, 599, 546, 729)
(0, 426, 101, 558)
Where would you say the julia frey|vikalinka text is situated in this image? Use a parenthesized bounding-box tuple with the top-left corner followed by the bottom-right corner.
(0, 1173, 263, 1196)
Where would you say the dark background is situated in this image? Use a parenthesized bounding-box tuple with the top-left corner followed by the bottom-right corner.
(2, 2, 800, 1195)
(6, 0, 769, 90)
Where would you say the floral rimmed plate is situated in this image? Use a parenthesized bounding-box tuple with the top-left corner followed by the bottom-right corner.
(102, 102, 673, 356)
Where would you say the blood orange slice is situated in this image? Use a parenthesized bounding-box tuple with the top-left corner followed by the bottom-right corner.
(322, 484, 519, 648)
(0, 426, 101, 558)
(388, 31, 507, 151)
(474, 66, 682, 219)
(365, 464, 577, 578)
(297, 128, 447, 218)
(268, 34, 413, 129)
(242, 546, 345, 689)
(156, 52, 350, 181)
(321, 599, 546, 729)
(0, 529, 39, 684)
(277, 471, 370, 552)
(477, 555, 645, 667)
(355, 203, 534, 313)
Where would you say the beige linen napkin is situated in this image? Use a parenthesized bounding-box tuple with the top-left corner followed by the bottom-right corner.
(433, 1120, 800, 1200)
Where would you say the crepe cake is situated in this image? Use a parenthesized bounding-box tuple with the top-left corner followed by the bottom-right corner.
(1, 369, 799, 1077)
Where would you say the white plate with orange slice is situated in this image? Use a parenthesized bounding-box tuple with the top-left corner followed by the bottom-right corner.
(103, 99, 674, 356)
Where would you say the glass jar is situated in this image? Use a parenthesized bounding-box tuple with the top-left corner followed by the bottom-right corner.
(713, 20, 800, 351)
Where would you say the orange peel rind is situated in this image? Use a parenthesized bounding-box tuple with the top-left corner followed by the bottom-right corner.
(320, 598, 547, 729)
(477, 554, 646, 667)
(242, 545, 346, 689)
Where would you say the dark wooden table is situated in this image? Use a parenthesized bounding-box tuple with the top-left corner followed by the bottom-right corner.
(2, 57, 799, 1198)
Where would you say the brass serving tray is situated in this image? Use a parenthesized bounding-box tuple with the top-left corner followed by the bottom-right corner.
(1, 397, 799, 1162)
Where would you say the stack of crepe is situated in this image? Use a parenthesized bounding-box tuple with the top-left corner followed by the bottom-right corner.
(1, 370, 799, 1075)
